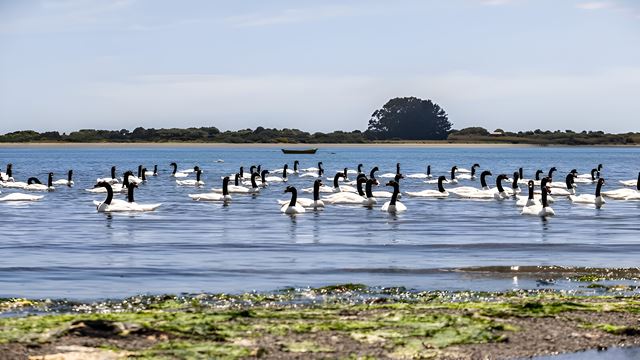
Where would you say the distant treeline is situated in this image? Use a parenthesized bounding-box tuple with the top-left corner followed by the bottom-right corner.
(0, 126, 638, 145)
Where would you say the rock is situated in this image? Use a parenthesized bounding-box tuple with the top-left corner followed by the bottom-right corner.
(28, 345, 129, 360)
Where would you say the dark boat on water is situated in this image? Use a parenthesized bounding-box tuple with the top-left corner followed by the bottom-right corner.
(281, 148, 318, 154)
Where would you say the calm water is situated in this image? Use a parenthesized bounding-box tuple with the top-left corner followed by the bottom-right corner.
(1, 145, 639, 299)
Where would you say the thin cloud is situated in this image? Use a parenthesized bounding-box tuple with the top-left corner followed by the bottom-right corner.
(576, 1, 613, 10)
(225, 5, 356, 28)
(478, 0, 515, 6)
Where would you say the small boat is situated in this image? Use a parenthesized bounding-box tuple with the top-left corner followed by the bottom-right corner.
(281, 148, 318, 154)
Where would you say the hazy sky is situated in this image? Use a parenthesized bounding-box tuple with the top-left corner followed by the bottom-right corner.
(0, 0, 638, 133)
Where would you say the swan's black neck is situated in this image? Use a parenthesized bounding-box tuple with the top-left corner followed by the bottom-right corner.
(47, 173, 53, 187)
(222, 177, 229, 196)
(234, 173, 240, 186)
(257, 165, 261, 174)
(261, 170, 268, 183)
(153, 165, 158, 176)
(598, 164, 603, 171)
(239, 166, 244, 178)
(356, 178, 366, 196)
(357, 164, 363, 173)
(595, 180, 604, 197)
(480, 171, 491, 188)
(565, 173, 574, 190)
(251, 173, 259, 188)
(103, 183, 113, 205)
(141, 169, 147, 181)
(527, 183, 534, 200)
(450, 167, 456, 181)
(496, 176, 505, 193)
(249, 166, 256, 175)
(313, 181, 321, 201)
(318, 163, 324, 176)
(123, 172, 130, 188)
(365, 179, 374, 198)
(343, 168, 348, 180)
(389, 182, 399, 205)
(541, 187, 549, 208)
(28, 177, 41, 185)
(6, 164, 12, 178)
(333, 173, 343, 188)
(370, 167, 378, 181)
(138, 165, 142, 178)
(437, 176, 446, 193)
(67, 170, 73, 182)
(535, 170, 543, 180)
(591, 169, 597, 181)
(540, 177, 549, 189)
(288, 188, 298, 207)
(396, 163, 400, 175)
(171, 163, 177, 175)
(548, 168, 556, 178)
(471, 166, 477, 178)
(282, 164, 288, 179)
(636, 172, 640, 191)
(427, 165, 431, 176)
(519, 167, 523, 180)
(127, 185, 135, 203)
(512, 172, 519, 189)
(196, 170, 202, 182)
(293, 161, 299, 172)
(111, 166, 117, 179)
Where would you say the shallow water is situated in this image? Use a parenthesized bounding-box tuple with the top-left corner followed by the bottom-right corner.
(1, 145, 639, 299)
(533, 346, 640, 359)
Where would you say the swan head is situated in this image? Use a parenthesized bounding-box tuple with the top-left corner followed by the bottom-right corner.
(570, 169, 577, 175)
(170, 162, 177, 167)
(314, 179, 323, 186)
(452, 166, 458, 171)
(473, 163, 480, 169)
(94, 181, 110, 189)
(284, 186, 296, 194)
(598, 178, 605, 186)
(394, 174, 404, 182)
(527, 180, 534, 189)
(482, 170, 492, 177)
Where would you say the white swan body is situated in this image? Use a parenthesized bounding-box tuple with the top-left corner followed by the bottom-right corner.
(322, 192, 366, 204)
(602, 188, 638, 199)
(569, 178, 606, 206)
(176, 169, 204, 186)
(190, 177, 232, 202)
(94, 182, 161, 212)
(0, 193, 44, 202)
(281, 186, 306, 214)
(380, 180, 406, 213)
(406, 176, 449, 198)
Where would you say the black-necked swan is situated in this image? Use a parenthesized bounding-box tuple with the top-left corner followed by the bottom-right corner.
(93, 182, 161, 212)
(0, 192, 44, 202)
(508, 171, 521, 195)
(517, 181, 538, 207)
(189, 176, 232, 202)
(53, 170, 74, 186)
(407, 165, 432, 179)
(279, 179, 325, 208)
(97, 166, 120, 184)
(25, 173, 54, 192)
(145, 165, 158, 177)
(300, 162, 324, 178)
(176, 167, 204, 186)
(604, 172, 639, 199)
(458, 164, 480, 180)
(294, 160, 299, 174)
(369, 167, 380, 185)
(87, 171, 131, 193)
(212, 173, 253, 194)
(322, 176, 369, 204)
(448, 170, 493, 195)
(574, 168, 599, 184)
(281, 186, 305, 214)
(380, 163, 401, 178)
(170, 163, 189, 178)
(406, 176, 449, 198)
(305, 172, 346, 193)
(381, 180, 406, 213)
(548, 167, 557, 180)
(521, 181, 555, 217)
(493, 174, 510, 200)
(372, 174, 403, 198)
(0, 163, 14, 182)
(550, 173, 577, 196)
(570, 178, 605, 207)
(449, 166, 459, 184)
(362, 178, 378, 206)
(265, 165, 288, 183)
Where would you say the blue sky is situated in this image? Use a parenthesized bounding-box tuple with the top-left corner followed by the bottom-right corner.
(0, 0, 638, 133)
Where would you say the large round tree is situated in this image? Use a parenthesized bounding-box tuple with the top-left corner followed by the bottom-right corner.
(367, 97, 452, 140)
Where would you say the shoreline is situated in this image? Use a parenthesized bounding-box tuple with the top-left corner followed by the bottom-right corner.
(0, 141, 636, 148)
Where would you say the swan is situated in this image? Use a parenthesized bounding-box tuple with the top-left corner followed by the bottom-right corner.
(574, 168, 599, 184)
(86, 171, 132, 193)
(362, 179, 378, 206)
(448, 166, 459, 184)
(327, 168, 350, 182)
(547, 167, 558, 180)
(278, 179, 325, 209)
(493, 174, 510, 200)
(380, 163, 401, 179)
(457, 164, 480, 180)
(145, 165, 158, 177)
(25, 173, 55, 192)
(381, 180, 406, 213)
(521, 182, 555, 217)
(577, 164, 602, 179)
(372, 174, 403, 198)
(407, 165, 432, 179)
(346, 164, 361, 175)
(189, 177, 232, 202)
(176, 168, 205, 186)
(170, 163, 189, 178)
(96, 166, 119, 184)
(304, 172, 348, 193)
(406, 176, 449, 198)
(0, 192, 44, 202)
(280, 186, 306, 214)
(549, 173, 577, 196)
(300, 162, 324, 178)
(569, 178, 606, 207)
(53, 170, 74, 186)
(448, 170, 493, 195)
(322, 177, 368, 204)
(0, 163, 14, 182)
(603, 172, 639, 199)
(619, 172, 640, 187)
(516, 177, 555, 205)
(93, 182, 161, 212)
(506, 171, 521, 195)
(265, 165, 289, 183)
(517, 181, 539, 207)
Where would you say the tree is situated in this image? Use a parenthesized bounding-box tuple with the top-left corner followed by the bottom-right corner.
(367, 97, 452, 140)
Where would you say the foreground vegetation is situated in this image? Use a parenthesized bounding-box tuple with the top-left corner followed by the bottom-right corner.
(3, 282, 640, 359)
(1, 126, 639, 145)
